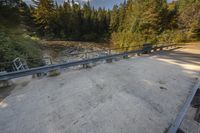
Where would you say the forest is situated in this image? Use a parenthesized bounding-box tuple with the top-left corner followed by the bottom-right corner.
(0, 0, 200, 69)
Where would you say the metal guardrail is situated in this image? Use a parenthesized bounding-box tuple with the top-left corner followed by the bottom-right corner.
(0, 44, 177, 81)
(168, 79, 200, 133)
(0, 44, 142, 72)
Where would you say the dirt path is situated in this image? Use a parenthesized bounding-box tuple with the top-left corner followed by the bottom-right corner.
(0, 43, 199, 133)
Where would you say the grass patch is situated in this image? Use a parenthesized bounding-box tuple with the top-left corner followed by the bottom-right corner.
(48, 70, 61, 77)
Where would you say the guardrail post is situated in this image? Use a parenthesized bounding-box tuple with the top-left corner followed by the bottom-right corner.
(83, 52, 90, 68)
(33, 72, 47, 78)
(50, 57, 53, 65)
(154, 47, 157, 52)
(106, 48, 113, 63)
(123, 47, 129, 59)
(108, 49, 111, 55)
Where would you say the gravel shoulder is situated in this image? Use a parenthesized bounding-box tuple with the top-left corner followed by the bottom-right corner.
(0, 43, 199, 133)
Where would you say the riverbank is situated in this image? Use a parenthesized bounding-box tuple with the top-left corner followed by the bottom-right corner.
(39, 40, 110, 64)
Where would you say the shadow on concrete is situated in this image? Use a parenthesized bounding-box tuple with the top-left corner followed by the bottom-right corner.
(150, 47, 200, 69)
(0, 86, 15, 103)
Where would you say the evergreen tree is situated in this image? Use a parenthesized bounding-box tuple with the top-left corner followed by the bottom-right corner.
(32, 0, 55, 37)
(178, 0, 200, 40)
(17, 0, 199, 43)
(19, 2, 36, 33)
(111, 0, 179, 47)
(138, 0, 167, 42)
(110, 5, 119, 32)
(0, 0, 20, 25)
(0, 0, 42, 70)
(28, 0, 110, 41)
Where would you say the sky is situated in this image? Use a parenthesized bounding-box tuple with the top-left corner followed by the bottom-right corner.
(24, 0, 174, 9)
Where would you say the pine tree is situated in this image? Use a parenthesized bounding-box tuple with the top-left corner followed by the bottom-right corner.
(32, 0, 55, 37)
(19, 2, 36, 33)
(0, 0, 21, 25)
(178, 0, 200, 40)
(138, 0, 166, 42)
(110, 5, 119, 32)
(111, 0, 179, 47)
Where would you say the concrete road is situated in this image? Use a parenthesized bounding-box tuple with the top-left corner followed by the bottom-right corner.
(0, 43, 199, 133)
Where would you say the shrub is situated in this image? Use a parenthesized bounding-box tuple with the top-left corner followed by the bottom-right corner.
(48, 69, 61, 77)
(0, 25, 43, 71)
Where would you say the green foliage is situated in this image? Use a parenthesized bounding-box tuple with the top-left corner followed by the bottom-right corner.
(110, 0, 167, 47)
(0, 0, 43, 71)
(0, 25, 43, 71)
(178, 0, 200, 41)
(111, 32, 144, 49)
(48, 69, 61, 77)
(110, 5, 120, 32)
(31, 0, 110, 41)
(27, 0, 200, 46)
(158, 30, 187, 43)
(0, 1, 20, 26)
(32, 0, 55, 37)
(19, 2, 36, 34)
(110, 0, 200, 48)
